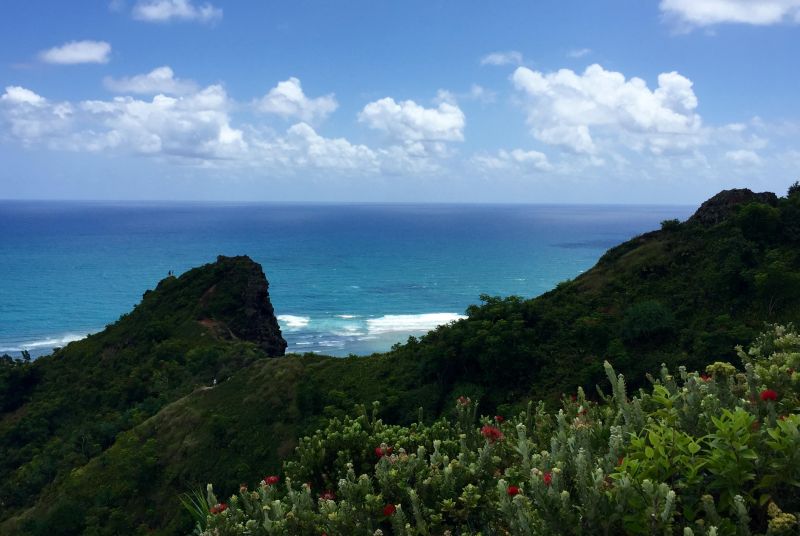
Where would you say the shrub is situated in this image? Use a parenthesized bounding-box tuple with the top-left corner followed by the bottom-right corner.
(660, 219, 682, 232)
(189, 326, 800, 535)
(621, 300, 675, 343)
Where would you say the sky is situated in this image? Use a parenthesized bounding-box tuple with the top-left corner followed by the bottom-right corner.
(0, 0, 799, 204)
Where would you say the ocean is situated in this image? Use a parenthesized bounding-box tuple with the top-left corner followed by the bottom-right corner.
(0, 201, 694, 357)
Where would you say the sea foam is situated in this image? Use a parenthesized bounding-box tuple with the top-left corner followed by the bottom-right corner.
(0, 333, 89, 353)
(277, 315, 311, 329)
(366, 313, 466, 335)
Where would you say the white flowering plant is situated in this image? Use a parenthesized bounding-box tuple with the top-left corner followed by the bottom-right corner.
(188, 326, 800, 535)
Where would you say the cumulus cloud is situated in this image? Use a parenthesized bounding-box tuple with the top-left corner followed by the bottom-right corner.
(358, 97, 465, 142)
(511, 64, 703, 155)
(473, 148, 552, 173)
(39, 40, 111, 65)
(660, 0, 800, 27)
(132, 0, 222, 23)
(0, 83, 242, 158)
(104, 66, 198, 95)
(0, 87, 74, 146)
(480, 51, 524, 66)
(256, 78, 338, 123)
(79, 85, 245, 158)
(0, 84, 388, 176)
(2, 86, 47, 106)
(281, 123, 378, 171)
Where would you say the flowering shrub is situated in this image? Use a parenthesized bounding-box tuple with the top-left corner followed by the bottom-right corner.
(189, 326, 800, 535)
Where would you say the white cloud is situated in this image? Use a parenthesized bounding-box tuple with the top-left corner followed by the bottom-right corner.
(511, 64, 703, 155)
(256, 77, 338, 123)
(480, 51, 524, 66)
(725, 149, 762, 165)
(661, 0, 800, 27)
(1, 86, 46, 106)
(104, 66, 198, 95)
(568, 48, 592, 58)
(0, 87, 73, 146)
(473, 148, 552, 173)
(0, 84, 385, 176)
(358, 97, 465, 142)
(282, 123, 378, 171)
(132, 0, 222, 23)
(79, 85, 244, 158)
(39, 41, 111, 65)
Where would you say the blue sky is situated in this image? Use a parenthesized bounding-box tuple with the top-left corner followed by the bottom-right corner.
(0, 0, 798, 203)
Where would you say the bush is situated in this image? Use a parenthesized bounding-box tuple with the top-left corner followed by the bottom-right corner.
(189, 326, 800, 535)
(621, 300, 675, 343)
(737, 203, 781, 243)
(660, 219, 681, 232)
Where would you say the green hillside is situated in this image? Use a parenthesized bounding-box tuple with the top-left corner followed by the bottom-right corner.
(1, 187, 799, 535)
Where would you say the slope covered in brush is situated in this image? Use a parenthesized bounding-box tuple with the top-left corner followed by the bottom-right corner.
(383, 188, 800, 411)
(196, 325, 800, 535)
(0, 256, 286, 530)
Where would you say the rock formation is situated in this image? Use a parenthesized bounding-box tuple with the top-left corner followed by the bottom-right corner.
(689, 188, 778, 226)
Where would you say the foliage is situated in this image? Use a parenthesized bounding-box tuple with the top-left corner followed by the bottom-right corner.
(660, 219, 682, 231)
(621, 300, 675, 342)
(193, 326, 800, 535)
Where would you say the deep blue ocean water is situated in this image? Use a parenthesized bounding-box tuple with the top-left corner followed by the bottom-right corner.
(0, 201, 693, 357)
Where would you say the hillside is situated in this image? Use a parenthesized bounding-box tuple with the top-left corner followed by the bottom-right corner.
(1, 188, 799, 535)
(0, 256, 287, 533)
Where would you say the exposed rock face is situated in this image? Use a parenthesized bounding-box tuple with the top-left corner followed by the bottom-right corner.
(195, 255, 288, 356)
(689, 189, 778, 226)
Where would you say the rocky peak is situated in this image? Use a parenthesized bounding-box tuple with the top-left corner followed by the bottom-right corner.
(688, 189, 778, 226)
(195, 255, 287, 356)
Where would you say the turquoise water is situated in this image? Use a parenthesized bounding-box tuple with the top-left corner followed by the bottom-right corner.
(0, 201, 693, 356)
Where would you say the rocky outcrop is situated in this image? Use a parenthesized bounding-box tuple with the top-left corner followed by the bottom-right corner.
(194, 255, 287, 356)
(689, 188, 778, 226)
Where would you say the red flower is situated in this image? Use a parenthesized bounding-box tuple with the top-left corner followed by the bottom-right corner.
(481, 425, 504, 442)
(700, 374, 711, 382)
(617, 456, 625, 467)
(507, 485, 520, 496)
(543, 472, 552, 486)
(760, 389, 778, 402)
(321, 490, 336, 501)
(210, 502, 228, 515)
(456, 396, 471, 407)
(375, 445, 393, 458)
(264, 475, 279, 486)
(495, 415, 505, 423)
(383, 504, 396, 516)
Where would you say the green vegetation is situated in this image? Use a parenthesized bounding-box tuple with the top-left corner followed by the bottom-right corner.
(1, 188, 799, 534)
(0, 256, 282, 534)
(193, 325, 800, 535)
